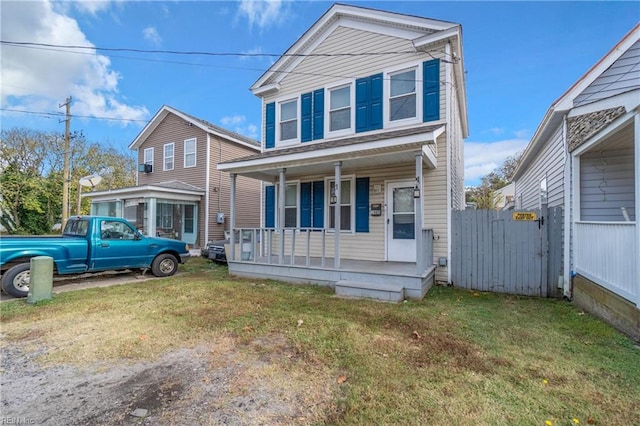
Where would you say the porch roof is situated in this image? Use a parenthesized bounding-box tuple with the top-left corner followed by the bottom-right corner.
(84, 180, 205, 203)
(218, 124, 445, 181)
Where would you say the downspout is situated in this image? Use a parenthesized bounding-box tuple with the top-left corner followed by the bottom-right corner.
(205, 134, 211, 245)
(635, 111, 640, 308)
(562, 114, 572, 298)
(445, 41, 453, 283)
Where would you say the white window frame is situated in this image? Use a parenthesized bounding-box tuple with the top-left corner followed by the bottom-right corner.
(326, 81, 354, 137)
(273, 181, 300, 229)
(539, 176, 548, 208)
(325, 175, 355, 233)
(384, 62, 422, 129)
(143, 147, 154, 167)
(184, 138, 196, 168)
(163, 143, 174, 171)
(277, 97, 299, 146)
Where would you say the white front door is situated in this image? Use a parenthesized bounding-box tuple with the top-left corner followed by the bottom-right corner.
(386, 181, 416, 262)
(181, 204, 197, 245)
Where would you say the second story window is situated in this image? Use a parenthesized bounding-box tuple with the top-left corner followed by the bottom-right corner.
(164, 143, 174, 171)
(184, 138, 196, 168)
(389, 68, 417, 122)
(329, 85, 351, 132)
(280, 99, 298, 141)
(143, 147, 154, 167)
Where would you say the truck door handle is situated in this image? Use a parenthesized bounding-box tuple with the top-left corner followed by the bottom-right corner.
(101, 243, 110, 247)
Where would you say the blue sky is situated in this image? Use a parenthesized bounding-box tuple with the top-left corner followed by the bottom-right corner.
(1, 1, 638, 186)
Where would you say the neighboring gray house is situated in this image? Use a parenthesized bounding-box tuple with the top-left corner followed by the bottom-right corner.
(87, 105, 261, 248)
(217, 4, 468, 301)
(513, 24, 639, 339)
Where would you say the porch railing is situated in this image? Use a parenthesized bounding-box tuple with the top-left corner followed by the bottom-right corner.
(228, 227, 435, 275)
(575, 221, 638, 305)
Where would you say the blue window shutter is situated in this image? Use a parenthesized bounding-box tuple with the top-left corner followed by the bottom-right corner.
(355, 177, 369, 232)
(355, 77, 369, 133)
(301, 93, 312, 142)
(300, 182, 312, 227)
(369, 74, 383, 130)
(265, 102, 276, 148)
(313, 89, 324, 140)
(312, 181, 324, 228)
(423, 59, 440, 122)
(265, 185, 275, 228)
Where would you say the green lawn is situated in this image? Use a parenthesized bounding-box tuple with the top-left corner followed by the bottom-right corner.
(2, 257, 638, 425)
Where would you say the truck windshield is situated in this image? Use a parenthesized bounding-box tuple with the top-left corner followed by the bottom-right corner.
(63, 219, 89, 236)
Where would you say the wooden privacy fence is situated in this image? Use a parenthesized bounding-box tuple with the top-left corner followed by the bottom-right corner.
(451, 206, 563, 297)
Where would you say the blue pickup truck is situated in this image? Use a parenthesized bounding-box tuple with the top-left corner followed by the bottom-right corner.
(0, 216, 191, 298)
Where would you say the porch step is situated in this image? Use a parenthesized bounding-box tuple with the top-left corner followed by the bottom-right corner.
(334, 280, 405, 303)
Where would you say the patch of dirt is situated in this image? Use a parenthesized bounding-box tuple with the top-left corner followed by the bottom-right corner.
(1, 336, 336, 425)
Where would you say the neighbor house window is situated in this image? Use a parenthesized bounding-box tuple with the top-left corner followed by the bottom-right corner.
(329, 85, 351, 132)
(279, 99, 298, 141)
(389, 68, 417, 121)
(328, 179, 352, 231)
(184, 138, 196, 168)
(157, 203, 173, 229)
(539, 177, 548, 207)
(143, 147, 154, 167)
(164, 143, 174, 171)
(284, 183, 298, 228)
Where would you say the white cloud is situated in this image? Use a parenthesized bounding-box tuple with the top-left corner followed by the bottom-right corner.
(143, 26, 162, 45)
(240, 47, 264, 61)
(220, 115, 259, 139)
(237, 0, 290, 30)
(464, 138, 529, 185)
(0, 1, 148, 125)
(73, 1, 113, 16)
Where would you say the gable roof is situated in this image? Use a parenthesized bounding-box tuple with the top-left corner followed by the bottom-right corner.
(128, 105, 260, 151)
(513, 23, 640, 180)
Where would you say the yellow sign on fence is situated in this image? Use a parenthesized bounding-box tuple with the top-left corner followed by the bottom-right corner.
(512, 212, 537, 221)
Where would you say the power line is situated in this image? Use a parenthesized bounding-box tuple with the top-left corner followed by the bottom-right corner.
(0, 40, 458, 63)
(0, 108, 150, 123)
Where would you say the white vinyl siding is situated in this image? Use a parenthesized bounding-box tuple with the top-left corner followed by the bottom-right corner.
(264, 26, 446, 126)
(163, 143, 174, 171)
(515, 125, 566, 210)
(184, 138, 196, 168)
(574, 40, 640, 107)
(579, 148, 635, 221)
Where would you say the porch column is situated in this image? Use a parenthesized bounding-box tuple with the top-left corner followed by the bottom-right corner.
(415, 152, 424, 275)
(147, 198, 157, 237)
(334, 161, 342, 269)
(279, 168, 286, 265)
(635, 113, 640, 308)
(229, 173, 237, 261)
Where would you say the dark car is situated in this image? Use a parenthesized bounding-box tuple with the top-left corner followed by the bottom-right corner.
(205, 240, 227, 263)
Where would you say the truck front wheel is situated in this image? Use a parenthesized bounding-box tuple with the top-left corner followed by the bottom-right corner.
(2, 263, 31, 298)
(151, 254, 178, 277)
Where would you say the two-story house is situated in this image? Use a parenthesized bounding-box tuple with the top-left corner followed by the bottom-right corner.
(217, 4, 468, 301)
(87, 105, 261, 248)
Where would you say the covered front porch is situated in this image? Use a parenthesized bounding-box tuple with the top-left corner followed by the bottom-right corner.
(218, 125, 444, 301)
(225, 227, 436, 301)
(85, 181, 204, 246)
(571, 108, 639, 309)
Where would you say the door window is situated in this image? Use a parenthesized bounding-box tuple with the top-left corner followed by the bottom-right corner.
(392, 187, 415, 239)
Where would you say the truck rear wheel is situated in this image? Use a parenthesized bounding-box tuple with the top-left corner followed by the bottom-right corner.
(151, 254, 178, 277)
(2, 263, 31, 298)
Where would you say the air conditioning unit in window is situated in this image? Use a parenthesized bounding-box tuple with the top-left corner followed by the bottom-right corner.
(138, 164, 152, 173)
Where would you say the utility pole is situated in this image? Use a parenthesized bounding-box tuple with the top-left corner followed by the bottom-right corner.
(59, 97, 72, 230)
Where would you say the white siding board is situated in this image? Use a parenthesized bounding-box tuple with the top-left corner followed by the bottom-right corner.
(516, 124, 566, 209)
(574, 40, 640, 107)
(580, 148, 635, 221)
